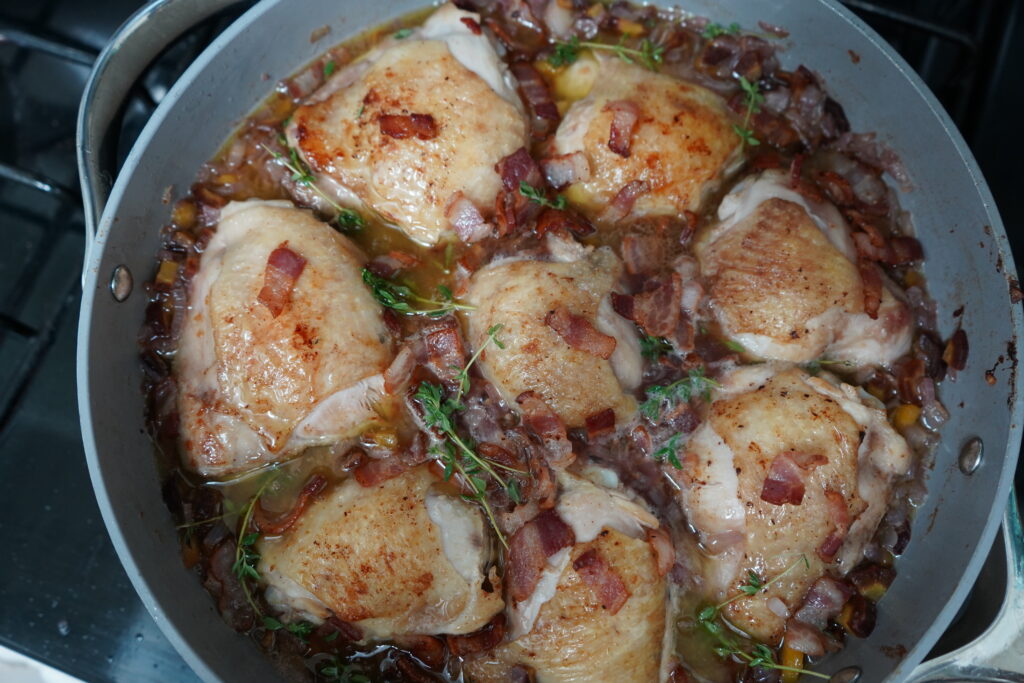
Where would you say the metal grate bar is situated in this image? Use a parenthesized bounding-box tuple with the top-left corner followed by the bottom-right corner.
(0, 162, 76, 201)
(0, 20, 97, 65)
(841, 0, 976, 48)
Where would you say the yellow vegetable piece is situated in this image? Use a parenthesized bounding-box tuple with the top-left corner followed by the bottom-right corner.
(780, 643, 804, 683)
(617, 18, 645, 36)
(904, 270, 923, 287)
(891, 403, 921, 430)
(553, 52, 600, 101)
(155, 259, 180, 286)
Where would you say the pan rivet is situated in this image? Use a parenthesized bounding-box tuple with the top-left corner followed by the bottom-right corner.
(829, 667, 861, 683)
(110, 265, 133, 302)
(959, 437, 983, 475)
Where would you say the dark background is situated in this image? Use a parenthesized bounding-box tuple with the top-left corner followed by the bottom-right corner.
(0, 1, 1021, 681)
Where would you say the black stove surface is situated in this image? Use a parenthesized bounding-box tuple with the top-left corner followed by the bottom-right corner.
(0, 1, 1020, 681)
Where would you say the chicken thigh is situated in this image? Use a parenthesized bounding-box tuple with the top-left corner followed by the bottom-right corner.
(695, 170, 912, 365)
(465, 472, 669, 682)
(677, 365, 911, 642)
(258, 466, 503, 639)
(553, 57, 739, 223)
(463, 246, 641, 428)
(176, 200, 392, 478)
(287, 3, 529, 245)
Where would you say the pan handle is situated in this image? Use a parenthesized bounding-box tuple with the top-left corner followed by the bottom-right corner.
(75, 0, 244, 285)
(905, 490, 1024, 682)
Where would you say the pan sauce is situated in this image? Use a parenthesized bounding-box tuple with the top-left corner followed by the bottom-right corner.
(139, 2, 961, 681)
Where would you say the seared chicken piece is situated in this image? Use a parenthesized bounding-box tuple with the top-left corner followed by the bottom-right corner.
(287, 3, 529, 246)
(553, 57, 739, 222)
(696, 170, 912, 365)
(258, 466, 503, 639)
(463, 246, 642, 428)
(677, 365, 911, 642)
(466, 472, 669, 682)
(176, 200, 391, 478)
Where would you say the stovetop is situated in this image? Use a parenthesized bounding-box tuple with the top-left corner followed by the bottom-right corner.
(0, 1, 1020, 681)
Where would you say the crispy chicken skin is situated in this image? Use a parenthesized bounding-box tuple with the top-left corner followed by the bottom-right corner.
(258, 466, 503, 639)
(463, 246, 642, 428)
(287, 4, 528, 246)
(696, 171, 912, 365)
(175, 200, 391, 478)
(554, 58, 740, 221)
(676, 365, 911, 642)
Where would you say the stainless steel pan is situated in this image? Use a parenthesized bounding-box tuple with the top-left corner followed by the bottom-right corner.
(76, 0, 1024, 680)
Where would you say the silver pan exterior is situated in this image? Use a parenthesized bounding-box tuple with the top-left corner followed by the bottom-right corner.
(76, 0, 1024, 681)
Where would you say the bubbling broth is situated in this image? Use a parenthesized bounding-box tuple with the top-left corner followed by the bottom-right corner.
(141, 2, 957, 681)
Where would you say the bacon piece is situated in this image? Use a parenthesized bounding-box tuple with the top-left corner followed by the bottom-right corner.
(516, 391, 574, 468)
(496, 147, 542, 192)
(540, 152, 590, 189)
(793, 576, 854, 629)
(573, 548, 630, 614)
(378, 113, 438, 140)
(815, 170, 855, 206)
(760, 452, 827, 506)
(604, 99, 641, 157)
(366, 250, 421, 279)
(888, 236, 924, 265)
(858, 259, 883, 319)
(535, 208, 595, 238)
(610, 292, 634, 321)
(584, 408, 616, 440)
(645, 527, 675, 577)
(817, 489, 852, 561)
(784, 620, 826, 657)
(352, 456, 409, 487)
(632, 274, 681, 338)
(446, 614, 506, 656)
(621, 234, 663, 276)
(383, 344, 417, 394)
(257, 243, 306, 317)
(604, 179, 650, 222)
(507, 509, 576, 602)
(446, 191, 493, 243)
(511, 62, 559, 136)
(253, 474, 327, 536)
(943, 328, 968, 372)
(495, 147, 544, 235)
(545, 306, 617, 359)
(459, 16, 482, 34)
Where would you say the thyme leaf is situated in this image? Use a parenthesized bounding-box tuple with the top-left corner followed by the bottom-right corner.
(734, 75, 765, 150)
(640, 335, 674, 360)
(639, 367, 719, 420)
(361, 268, 475, 317)
(519, 181, 566, 210)
(702, 21, 741, 39)
(260, 143, 364, 231)
(393, 28, 413, 39)
(548, 35, 664, 71)
(652, 433, 684, 469)
(230, 471, 280, 615)
(323, 60, 336, 77)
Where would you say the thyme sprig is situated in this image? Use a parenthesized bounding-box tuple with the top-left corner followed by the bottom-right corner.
(262, 616, 314, 642)
(702, 22, 741, 39)
(415, 325, 522, 549)
(231, 471, 280, 615)
(261, 142, 364, 231)
(361, 268, 474, 317)
(697, 555, 829, 679)
(639, 367, 719, 420)
(652, 433, 684, 469)
(640, 335, 674, 360)
(319, 656, 371, 683)
(548, 35, 665, 71)
(519, 181, 566, 210)
(733, 75, 764, 150)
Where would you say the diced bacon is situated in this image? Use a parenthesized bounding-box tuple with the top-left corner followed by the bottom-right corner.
(423, 318, 466, 386)
(645, 527, 675, 577)
(253, 474, 326, 535)
(446, 614, 505, 656)
(496, 147, 542, 192)
(621, 234, 663, 276)
(516, 391, 574, 468)
(760, 452, 828, 506)
(604, 99, 641, 157)
(535, 208, 595, 238)
(545, 306, 617, 359)
(817, 489, 852, 561)
(573, 548, 630, 614)
(793, 576, 854, 629)
(378, 113, 438, 139)
(459, 16, 482, 34)
(888, 236, 924, 265)
(540, 152, 590, 189)
(632, 274, 681, 338)
(352, 456, 409, 487)
(257, 243, 306, 317)
(784, 620, 826, 657)
(859, 259, 883, 319)
(584, 408, 616, 439)
(367, 250, 421, 279)
(604, 180, 650, 222)
(511, 62, 560, 134)
(507, 509, 576, 602)
(610, 292, 635, 321)
(446, 192, 493, 243)
(384, 345, 417, 394)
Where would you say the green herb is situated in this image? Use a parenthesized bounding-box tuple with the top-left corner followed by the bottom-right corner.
(416, 328, 524, 548)
(319, 656, 371, 683)
(519, 181, 566, 210)
(260, 143, 365, 231)
(696, 555, 828, 679)
(640, 367, 719, 420)
(733, 75, 765, 150)
(324, 630, 340, 642)
(702, 21, 741, 39)
(262, 617, 314, 642)
(724, 339, 746, 353)
(355, 103, 365, 119)
(803, 358, 853, 376)
(548, 35, 664, 71)
(361, 268, 474, 317)
(394, 28, 413, 39)
(640, 335, 674, 360)
(230, 471, 280, 615)
(323, 60, 336, 77)
(652, 433, 684, 469)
